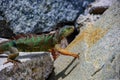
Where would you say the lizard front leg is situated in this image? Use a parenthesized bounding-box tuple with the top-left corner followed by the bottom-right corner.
(4, 53, 20, 65)
(4, 47, 21, 68)
(54, 44, 79, 59)
(56, 48, 79, 58)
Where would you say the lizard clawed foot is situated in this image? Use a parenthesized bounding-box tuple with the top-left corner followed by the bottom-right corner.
(68, 53, 79, 59)
(57, 48, 79, 59)
(3, 59, 22, 71)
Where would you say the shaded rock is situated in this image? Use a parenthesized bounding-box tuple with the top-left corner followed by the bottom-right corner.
(48, 1, 120, 80)
(0, 0, 94, 34)
(0, 20, 15, 38)
(86, 0, 118, 14)
(0, 52, 54, 80)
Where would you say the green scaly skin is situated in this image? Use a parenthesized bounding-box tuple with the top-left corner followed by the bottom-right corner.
(0, 26, 75, 63)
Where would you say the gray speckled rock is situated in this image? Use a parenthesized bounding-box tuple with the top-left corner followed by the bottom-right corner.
(0, 0, 94, 34)
(91, 0, 117, 7)
(0, 52, 53, 80)
(48, 1, 120, 80)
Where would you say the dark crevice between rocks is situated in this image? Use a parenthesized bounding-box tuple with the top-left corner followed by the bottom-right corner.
(89, 6, 109, 14)
(66, 26, 79, 44)
(55, 21, 75, 29)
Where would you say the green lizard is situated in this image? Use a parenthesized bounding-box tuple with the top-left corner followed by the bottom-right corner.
(0, 26, 79, 66)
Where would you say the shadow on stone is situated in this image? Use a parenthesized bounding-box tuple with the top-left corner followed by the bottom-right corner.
(48, 53, 80, 80)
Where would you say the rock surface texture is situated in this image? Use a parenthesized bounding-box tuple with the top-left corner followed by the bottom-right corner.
(0, 0, 94, 34)
(0, 52, 53, 80)
(48, 1, 120, 80)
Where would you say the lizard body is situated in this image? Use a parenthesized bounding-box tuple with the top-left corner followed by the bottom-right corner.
(0, 26, 79, 65)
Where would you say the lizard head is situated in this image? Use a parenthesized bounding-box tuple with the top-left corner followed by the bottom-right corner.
(59, 26, 74, 39)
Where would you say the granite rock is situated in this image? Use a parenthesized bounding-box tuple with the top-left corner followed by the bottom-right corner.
(48, 1, 120, 80)
(85, 0, 118, 14)
(0, 52, 54, 80)
(76, 14, 101, 27)
(0, 0, 94, 34)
